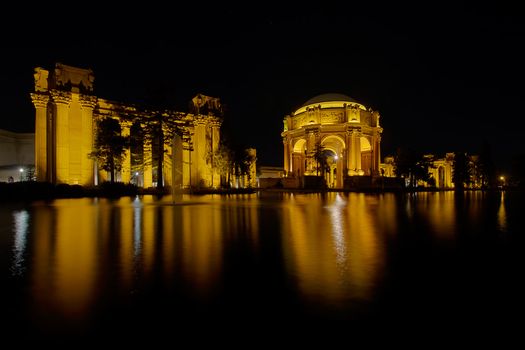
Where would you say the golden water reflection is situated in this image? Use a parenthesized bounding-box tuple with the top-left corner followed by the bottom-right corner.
(14, 191, 508, 324)
(281, 193, 386, 302)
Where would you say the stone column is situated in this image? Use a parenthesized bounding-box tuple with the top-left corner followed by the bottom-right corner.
(163, 137, 173, 188)
(31, 93, 50, 182)
(355, 133, 362, 172)
(211, 119, 221, 188)
(193, 116, 207, 187)
(372, 135, 381, 176)
(182, 128, 193, 189)
(283, 137, 290, 175)
(50, 90, 72, 184)
(120, 121, 132, 183)
(336, 157, 344, 187)
(347, 130, 357, 175)
(172, 133, 183, 189)
(79, 95, 97, 186)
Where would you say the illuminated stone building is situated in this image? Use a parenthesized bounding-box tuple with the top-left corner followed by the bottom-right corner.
(379, 153, 455, 189)
(30, 63, 222, 189)
(281, 93, 382, 188)
(427, 153, 454, 188)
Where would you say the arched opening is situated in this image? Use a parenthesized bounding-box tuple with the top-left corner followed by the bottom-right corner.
(320, 135, 345, 188)
(291, 139, 307, 176)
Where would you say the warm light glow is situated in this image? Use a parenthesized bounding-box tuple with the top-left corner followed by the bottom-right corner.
(500, 176, 505, 181)
(281, 192, 384, 303)
(19, 168, 24, 173)
(334, 155, 339, 160)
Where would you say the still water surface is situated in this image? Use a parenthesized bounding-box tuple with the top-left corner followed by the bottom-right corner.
(1, 191, 522, 336)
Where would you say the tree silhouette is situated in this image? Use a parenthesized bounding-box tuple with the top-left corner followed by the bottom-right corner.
(313, 143, 328, 177)
(394, 147, 436, 188)
(452, 151, 472, 190)
(477, 140, 496, 188)
(90, 117, 128, 183)
(141, 111, 187, 189)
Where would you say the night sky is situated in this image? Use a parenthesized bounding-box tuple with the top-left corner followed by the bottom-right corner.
(2, 2, 524, 170)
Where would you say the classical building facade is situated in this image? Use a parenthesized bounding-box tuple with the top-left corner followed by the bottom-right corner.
(379, 153, 455, 189)
(281, 93, 382, 188)
(30, 63, 222, 188)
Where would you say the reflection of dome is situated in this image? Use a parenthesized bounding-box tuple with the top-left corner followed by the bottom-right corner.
(301, 93, 357, 107)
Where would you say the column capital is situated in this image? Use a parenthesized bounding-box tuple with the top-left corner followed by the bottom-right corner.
(50, 90, 72, 105)
(30, 93, 49, 108)
(193, 115, 208, 126)
(79, 95, 97, 109)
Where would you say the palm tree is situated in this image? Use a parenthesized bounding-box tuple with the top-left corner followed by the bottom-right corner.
(313, 143, 328, 177)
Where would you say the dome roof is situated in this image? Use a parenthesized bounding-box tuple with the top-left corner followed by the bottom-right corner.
(301, 93, 357, 107)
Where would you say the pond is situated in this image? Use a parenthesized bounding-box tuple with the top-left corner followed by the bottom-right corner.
(0, 190, 522, 337)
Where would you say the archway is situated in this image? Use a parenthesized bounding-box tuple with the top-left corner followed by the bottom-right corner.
(291, 139, 307, 176)
(320, 135, 345, 188)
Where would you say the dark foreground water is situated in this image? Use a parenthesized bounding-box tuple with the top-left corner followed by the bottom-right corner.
(1, 191, 523, 337)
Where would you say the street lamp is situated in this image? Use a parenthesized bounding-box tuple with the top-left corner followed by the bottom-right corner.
(19, 168, 24, 181)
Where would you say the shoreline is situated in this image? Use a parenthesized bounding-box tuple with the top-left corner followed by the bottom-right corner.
(1, 181, 518, 204)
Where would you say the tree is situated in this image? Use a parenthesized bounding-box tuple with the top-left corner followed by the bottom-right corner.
(208, 140, 233, 188)
(90, 117, 128, 183)
(394, 148, 436, 188)
(231, 147, 256, 188)
(452, 151, 472, 190)
(477, 140, 496, 188)
(394, 147, 417, 187)
(142, 111, 186, 189)
(313, 143, 328, 177)
(414, 154, 436, 187)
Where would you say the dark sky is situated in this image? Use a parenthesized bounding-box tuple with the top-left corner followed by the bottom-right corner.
(1, 2, 524, 170)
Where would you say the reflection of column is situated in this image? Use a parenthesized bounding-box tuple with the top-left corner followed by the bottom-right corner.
(31, 93, 50, 181)
(51, 90, 72, 184)
(120, 121, 131, 183)
(142, 199, 155, 274)
(120, 202, 133, 288)
(162, 206, 175, 281)
(54, 199, 97, 317)
(181, 201, 222, 295)
(143, 141, 153, 188)
(79, 95, 96, 186)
